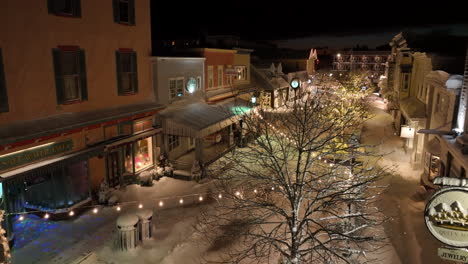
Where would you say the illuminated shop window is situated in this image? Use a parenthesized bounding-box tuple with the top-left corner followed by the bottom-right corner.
(234, 65, 247, 80)
(133, 137, 153, 172)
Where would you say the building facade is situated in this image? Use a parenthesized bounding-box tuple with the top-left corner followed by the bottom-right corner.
(332, 50, 390, 84)
(0, 0, 163, 241)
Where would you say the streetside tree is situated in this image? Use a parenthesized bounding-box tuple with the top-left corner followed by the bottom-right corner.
(198, 79, 391, 264)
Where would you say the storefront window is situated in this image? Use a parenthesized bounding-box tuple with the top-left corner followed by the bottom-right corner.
(24, 161, 89, 210)
(134, 137, 153, 172)
(123, 143, 134, 174)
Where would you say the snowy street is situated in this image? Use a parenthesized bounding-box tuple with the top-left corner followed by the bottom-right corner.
(10, 95, 451, 264)
(362, 95, 451, 264)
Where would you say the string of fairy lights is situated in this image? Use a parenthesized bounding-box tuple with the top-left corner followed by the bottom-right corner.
(8, 90, 359, 221)
(8, 186, 284, 221)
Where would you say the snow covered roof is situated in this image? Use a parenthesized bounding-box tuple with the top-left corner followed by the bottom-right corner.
(159, 98, 251, 138)
(0, 101, 164, 146)
(425, 70, 450, 82)
(136, 209, 153, 219)
(117, 214, 139, 227)
(400, 97, 426, 120)
(446, 75, 463, 90)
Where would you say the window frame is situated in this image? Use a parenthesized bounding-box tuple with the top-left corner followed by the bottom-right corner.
(0, 48, 8, 113)
(113, 0, 135, 25)
(207, 66, 214, 89)
(234, 65, 247, 81)
(168, 135, 180, 151)
(48, 0, 81, 18)
(52, 46, 88, 105)
(217, 65, 224, 87)
(169, 77, 184, 100)
(116, 49, 138, 96)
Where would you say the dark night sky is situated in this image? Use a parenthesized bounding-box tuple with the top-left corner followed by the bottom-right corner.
(151, 1, 468, 49)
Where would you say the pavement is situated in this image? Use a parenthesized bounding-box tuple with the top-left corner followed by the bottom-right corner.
(10, 177, 213, 264)
(363, 95, 452, 264)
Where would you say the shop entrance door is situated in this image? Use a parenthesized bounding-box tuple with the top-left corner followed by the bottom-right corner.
(106, 151, 121, 188)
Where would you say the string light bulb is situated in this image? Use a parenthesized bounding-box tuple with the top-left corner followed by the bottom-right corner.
(69, 211, 74, 216)
(218, 194, 223, 199)
(138, 204, 143, 209)
(235, 191, 241, 196)
(44, 213, 50, 219)
(179, 198, 184, 204)
(254, 189, 258, 194)
(271, 187, 275, 191)
(18, 215, 24, 221)
(199, 196, 203, 201)
(93, 208, 98, 214)
(159, 201, 164, 207)
(116, 206, 121, 211)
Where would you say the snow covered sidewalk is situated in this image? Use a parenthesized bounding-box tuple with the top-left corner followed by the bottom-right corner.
(11, 177, 214, 264)
(363, 95, 450, 264)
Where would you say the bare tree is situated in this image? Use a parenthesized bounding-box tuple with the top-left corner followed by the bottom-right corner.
(199, 77, 390, 264)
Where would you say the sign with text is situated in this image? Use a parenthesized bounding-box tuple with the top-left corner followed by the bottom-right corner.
(438, 247, 468, 263)
(425, 187, 468, 247)
(0, 140, 73, 171)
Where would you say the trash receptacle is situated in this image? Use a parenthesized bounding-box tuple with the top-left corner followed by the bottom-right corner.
(136, 209, 153, 241)
(116, 214, 139, 251)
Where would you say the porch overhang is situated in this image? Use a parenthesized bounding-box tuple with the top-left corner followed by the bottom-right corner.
(159, 99, 252, 138)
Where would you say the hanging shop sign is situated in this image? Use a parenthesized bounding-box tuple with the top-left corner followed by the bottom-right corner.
(425, 187, 468, 248)
(400, 126, 414, 138)
(0, 140, 73, 171)
(438, 247, 468, 263)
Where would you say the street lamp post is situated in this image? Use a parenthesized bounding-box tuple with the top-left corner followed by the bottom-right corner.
(290, 78, 300, 104)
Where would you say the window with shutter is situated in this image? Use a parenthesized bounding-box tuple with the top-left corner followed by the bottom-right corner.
(0, 48, 8, 113)
(52, 46, 87, 104)
(48, 0, 81, 17)
(113, 0, 135, 25)
(116, 49, 138, 95)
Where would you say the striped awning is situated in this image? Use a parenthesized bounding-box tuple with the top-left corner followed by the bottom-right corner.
(159, 99, 252, 138)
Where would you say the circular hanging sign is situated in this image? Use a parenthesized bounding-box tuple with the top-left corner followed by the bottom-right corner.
(290, 78, 300, 89)
(186, 77, 197, 94)
(425, 187, 468, 247)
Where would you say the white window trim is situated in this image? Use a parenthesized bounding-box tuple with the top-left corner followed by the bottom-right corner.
(218, 65, 224, 87)
(169, 77, 185, 100)
(207, 66, 214, 89)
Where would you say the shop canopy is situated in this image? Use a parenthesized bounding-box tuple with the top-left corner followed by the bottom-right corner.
(159, 99, 252, 138)
(400, 97, 426, 120)
(1, 144, 104, 180)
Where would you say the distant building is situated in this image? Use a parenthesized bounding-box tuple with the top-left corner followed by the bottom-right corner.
(384, 32, 467, 185)
(332, 50, 391, 83)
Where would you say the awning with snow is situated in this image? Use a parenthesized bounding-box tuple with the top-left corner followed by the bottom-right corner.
(400, 97, 426, 120)
(159, 99, 252, 138)
(1, 144, 104, 180)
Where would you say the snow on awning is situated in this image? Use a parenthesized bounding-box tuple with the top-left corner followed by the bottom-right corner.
(400, 97, 426, 120)
(159, 99, 252, 138)
(1, 144, 104, 180)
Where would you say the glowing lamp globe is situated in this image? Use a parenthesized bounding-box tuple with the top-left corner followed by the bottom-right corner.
(290, 78, 300, 89)
(186, 77, 197, 94)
